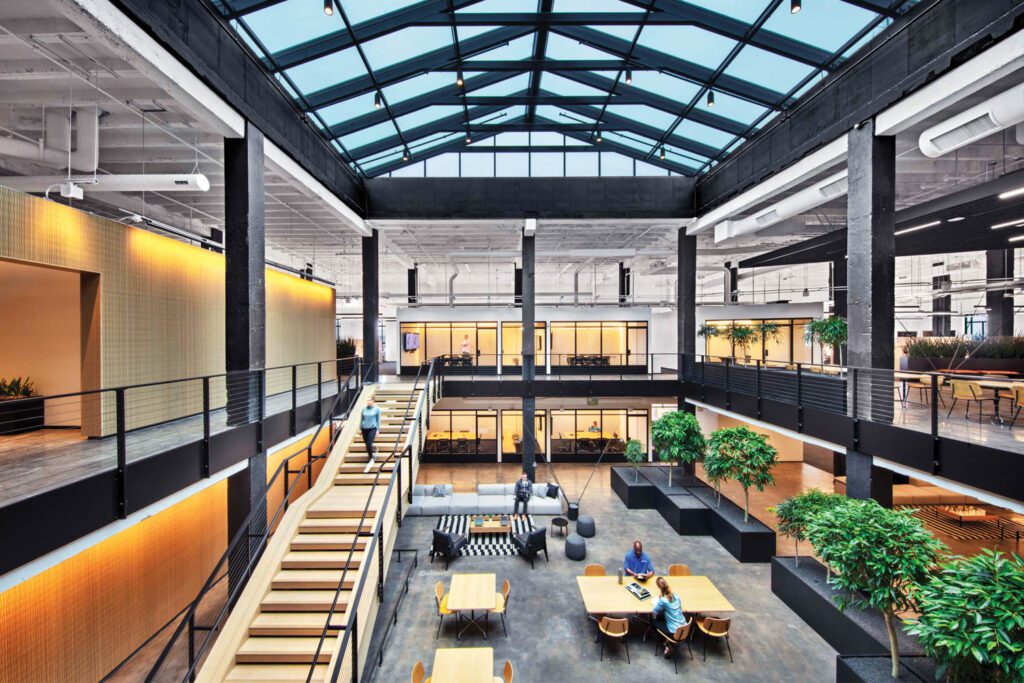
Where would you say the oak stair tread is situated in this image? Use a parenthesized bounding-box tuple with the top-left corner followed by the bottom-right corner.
(249, 612, 346, 637)
(290, 534, 365, 551)
(225, 664, 328, 682)
(298, 518, 375, 534)
(273, 568, 360, 589)
(280, 551, 364, 571)
(235, 636, 337, 664)
(261, 590, 351, 612)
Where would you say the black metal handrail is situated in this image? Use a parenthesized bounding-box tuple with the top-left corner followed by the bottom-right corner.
(143, 360, 374, 682)
(361, 547, 419, 681)
(305, 359, 437, 683)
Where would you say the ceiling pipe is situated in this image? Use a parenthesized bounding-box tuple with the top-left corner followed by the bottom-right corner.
(447, 264, 459, 305)
(920, 82, 1024, 158)
(0, 173, 211, 194)
(0, 107, 99, 172)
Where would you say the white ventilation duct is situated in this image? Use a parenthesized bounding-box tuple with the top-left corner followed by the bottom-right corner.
(714, 170, 849, 242)
(0, 173, 211, 194)
(919, 82, 1024, 158)
(0, 108, 99, 172)
(447, 264, 459, 305)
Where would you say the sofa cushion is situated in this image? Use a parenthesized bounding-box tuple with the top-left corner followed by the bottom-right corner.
(406, 500, 423, 516)
(533, 483, 549, 498)
(530, 498, 563, 515)
(478, 484, 505, 496)
(449, 493, 480, 514)
(419, 497, 452, 515)
(476, 495, 510, 514)
(412, 485, 430, 497)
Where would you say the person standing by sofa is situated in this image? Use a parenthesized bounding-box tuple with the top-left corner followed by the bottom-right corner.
(361, 396, 381, 473)
(513, 470, 532, 519)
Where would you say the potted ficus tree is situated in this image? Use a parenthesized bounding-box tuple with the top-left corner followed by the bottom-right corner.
(768, 488, 846, 566)
(727, 324, 758, 362)
(705, 426, 778, 522)
(697, 323, 720, 356)
(906, 549, 1024, 682)
(623, 438, 646, 482)
(807, 499, 947, 680)
(336, 337, 358, 377)
(701, 444, 732, 507)
(651, 410, 705, 487)
(805, 316, 848, 365)
(756, 321, 782, 361)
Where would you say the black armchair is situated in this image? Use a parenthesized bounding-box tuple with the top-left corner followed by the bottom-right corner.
(512, 527, 548, 569)
(431, 528, 467, 570)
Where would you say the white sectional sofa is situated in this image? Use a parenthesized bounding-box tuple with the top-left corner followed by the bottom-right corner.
(407, 482, 564, 516)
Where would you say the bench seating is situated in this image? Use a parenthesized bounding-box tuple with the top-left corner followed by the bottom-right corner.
(407, 483, 564, 516)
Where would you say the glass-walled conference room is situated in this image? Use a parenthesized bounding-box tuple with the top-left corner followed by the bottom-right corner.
(701, 318, 814, 365)
(399, 320, 647, 373)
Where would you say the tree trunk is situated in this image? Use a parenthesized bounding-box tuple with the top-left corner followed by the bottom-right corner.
(634, 465, 638, 483)
(882, 609, 900, 679)
(794, 540, 800, 566)
(743, 488, 750, 522)
(667, 462, 673, 487)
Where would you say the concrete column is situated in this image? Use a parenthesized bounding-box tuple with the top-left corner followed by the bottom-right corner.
(677, 229, 697, 413)
(845, 119, 896, 506)
(223, 121, 267, 584)
(522, 231, 536, 481)
(986, 249, 1015, 337)
(362, 229, 379, 382)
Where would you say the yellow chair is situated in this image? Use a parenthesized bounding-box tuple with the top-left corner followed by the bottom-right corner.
(434, 581, 453, 638)
(653, 619, 695, 673)
(598, 616, 631, 663)
(697, 616, 733, 662)
(501, 660, 514, 683)
(584, 563, 606, 577)
(411, 660, 431, 683)
(490, 579, 511, 637)
(913, 374, 946, 405)
(668, 564, 691, 577)
(1001, 383, 1024, 427)
(947, 380, 987, 422)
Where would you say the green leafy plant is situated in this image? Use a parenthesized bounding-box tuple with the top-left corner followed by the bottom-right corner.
(804, 316, 848, 365)
(336, 337, 357, 358)
(728, 324, 758, 359)
(0, 377, 35, 399)
(768, 489, 846, 566)
(906, 549, 1024, 682)
(651, 410, 706, 487)
(807, 499, 947, 679)
(623, 439, 646, 482)
(697, 323, 720, 338)
(903, 336, 1024, 360)
(705, 426, 778, 522)
(701, 445, 732, 507)
(757, 321, 782, 360)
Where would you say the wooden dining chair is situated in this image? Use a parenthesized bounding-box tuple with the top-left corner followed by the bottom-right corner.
(598, 616, 631, 663)
(411, 660, 430, 683)
(697, 616, 733, 662)
(653, 619, 695, 673)
(434, 581, 452, 638)
(913, 374, 946, 405)
(489, 579, 511, 637)
(1002, 384, 1024, 427)
(502, 660, 514, 683)
(947, 380, 987, 422)
(668, 563, 691, 577)
(584, 563, 606, 576)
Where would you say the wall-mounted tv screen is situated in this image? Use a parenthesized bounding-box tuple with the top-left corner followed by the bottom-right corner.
(403, 333, 420, 351)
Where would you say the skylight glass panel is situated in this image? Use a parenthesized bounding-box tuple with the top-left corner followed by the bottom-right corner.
(589, 25, 638, 42)
(606, 131, 659, 154)
(244, 0, 345, 54)
(627, 71, 701, 105)
(600, 152, 633, 176)
(762, 0, 877, 51)
(530, 132, 566, 146)
(285, 49, 367, 96)
(361, 27, 452, 71)
(470, 74, 530, 96)
(381, 72, 454, 106)
(362, 149, 406, 174)
(636, 160, 668, 176)
(464, 35, 535, 61)
(545, 34, 619, 61)
(724, 45, 814, 98)
(425, 153, 461, 177)
(604, 105, 677, 131)
(390, 161, 425, 178)
(316, 93, 377, 127)
(338, 120, 399, 154)
(337, 0, 420, 26)
(555, 0, 634, 11)
(694, 90, 767, 127)
(674, 120, 736, 150)
(493, 132, 529, 146)
(229, 20, 267, 58)
(540, 74, 608, 97)
(458, 0, 537, 13)
(684, 0, 767, 23)
(636, 26, 738, 70)
(393, 106, 462, 133)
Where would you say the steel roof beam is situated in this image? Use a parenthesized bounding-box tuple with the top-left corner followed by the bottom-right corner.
(463, 95, 649, 105)
(303, 25, 534, 109)
(347, 103, 508, 159)
(555, 101, 720, 158)
(525, 0, 555, 123)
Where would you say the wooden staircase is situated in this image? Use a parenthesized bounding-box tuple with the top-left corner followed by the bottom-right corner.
(198, 384, 424, 683)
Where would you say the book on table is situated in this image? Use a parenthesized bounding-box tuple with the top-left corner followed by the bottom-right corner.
(626, 582, 651, 601)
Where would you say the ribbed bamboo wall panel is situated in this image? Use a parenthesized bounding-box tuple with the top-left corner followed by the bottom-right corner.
(0, 481, 227, 683)
(0, 187, 335, 434)
(265, 426, 331, 530)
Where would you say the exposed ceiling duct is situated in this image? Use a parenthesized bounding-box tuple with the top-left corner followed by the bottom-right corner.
(714, 170, 849, 242)
(447, 264, 459, 305)
(919, 82, 1024, 157)
(0, 173, 211, 194)
(0, 107, 99, 172)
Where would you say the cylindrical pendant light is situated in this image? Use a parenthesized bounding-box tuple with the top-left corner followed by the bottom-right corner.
(706, 90, 715, 107)
(323, 0, 333, 16)
(791, 0, 801, 14)
(374, 92, 382, 109)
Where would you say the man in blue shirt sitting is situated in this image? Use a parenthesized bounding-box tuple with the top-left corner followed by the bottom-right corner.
(624, 540, 654, 581)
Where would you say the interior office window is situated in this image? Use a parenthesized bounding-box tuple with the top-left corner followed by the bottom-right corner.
(451, 324, 476, 358)
(627, 323, 648, 366)
(476, 410, 497, 455)
(500, 410, 546, 455)
(576, 323, 601, 356)
(425, 323, 451, 361)
(566, 152, 599, 177)
(550, 323, 575, 366)
(476, 323, 497, 366)
(451, 411, 478, 454)
(460, 152, 494, 177)
(793, 320, 813, 364)
(531, 152, 564, 177)
(496, 152, 529, 177)
(764, 320, 792, 364)
(551, 411, 575, 454)
(502, 323, 523, 368)
(400, 323, 425, 366)
(425, 411, 452, 455)
(576, 410, 602, 454)
(627, 411, 649, 451)
(601, 322, 627, 365)
(603, 410, 628, 453)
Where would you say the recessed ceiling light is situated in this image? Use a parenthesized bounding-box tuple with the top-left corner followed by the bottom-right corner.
(991, 218, 1024, 230)
(894, 220, 941, 236)
(947, 216, 965, 222)
(999, 186, 1024, 199)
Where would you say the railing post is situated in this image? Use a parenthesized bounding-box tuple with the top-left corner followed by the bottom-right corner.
(307, 445, 314, 489)
(257, 370, 265, 454)
(115, 388, 127, 519)
(202, 377, 211, 478)
(397, 452, 404, 524)
(291, 364, 298, 437)
(756, 360, 762, 418)
(316, 363, 323, 424)
(377, 527, 385, 601)
(796, 363, 803, 431)
(931, 375, 941, 473)
(724, 357, 731, 410)
(351, 614, 359, 683)
(851, 367, 859, 420)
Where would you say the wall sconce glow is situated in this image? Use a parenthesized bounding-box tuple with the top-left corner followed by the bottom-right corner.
(999, 186, 1024, 199)
(990, 218, 1024, 230)
(894, 220, 941, 236)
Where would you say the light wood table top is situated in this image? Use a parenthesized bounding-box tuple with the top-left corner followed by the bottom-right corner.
(427, 431, 477, 440)
(447, 573, 496, 611)
(558, 431, 620, 440)
(431, 647, 494, 683)
(468, 517, 511, 535)
(577, 575, 734, 615)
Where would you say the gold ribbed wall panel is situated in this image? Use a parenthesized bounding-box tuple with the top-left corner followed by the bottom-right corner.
(0, 481, 227, 683)
(0, 187, 335, 434)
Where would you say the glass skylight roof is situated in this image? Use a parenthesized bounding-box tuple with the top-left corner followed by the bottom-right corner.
(216, 0, 917, 178)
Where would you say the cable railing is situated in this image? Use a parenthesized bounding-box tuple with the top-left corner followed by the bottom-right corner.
(433, 353, 680, 381)
(305, 359, 438, 683)
(141, 360, 373, 683)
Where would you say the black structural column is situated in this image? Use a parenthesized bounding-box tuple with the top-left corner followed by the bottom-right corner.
(407, 266, 418, 304)
(677, 229, 697, 414)
(514, 266, 523, 307)
(521, 229, 537, 481)
(831, 258, 847, 319)
(223, 121, 268, 581)
(726, 262, 739, 303)
(986, 249, 1015, 337)
(845, 119, 895, 507)
(363, 229, 380, 382)
(618, 262, 630, 305)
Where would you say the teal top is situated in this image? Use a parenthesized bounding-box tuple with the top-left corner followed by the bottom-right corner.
(360, 405, 381, 430)
(652, 594, 686, 634)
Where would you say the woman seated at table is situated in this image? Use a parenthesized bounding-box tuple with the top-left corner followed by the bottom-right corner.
(652, 576, 687, 658)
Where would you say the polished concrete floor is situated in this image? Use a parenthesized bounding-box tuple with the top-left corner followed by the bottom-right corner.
(370, 466, 838, 683)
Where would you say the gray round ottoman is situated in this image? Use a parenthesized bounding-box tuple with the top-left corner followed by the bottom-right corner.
(565, 533, 587, 561)
(576, 514, 596, 538)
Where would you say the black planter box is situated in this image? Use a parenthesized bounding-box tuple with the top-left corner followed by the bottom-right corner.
(611, 466, 658, 509)
(638, 465, 704, 492)
(687, 486, 775, 562)
(0, 396, 44, 435)
(837, 655, 938, 683)
(901, 356, 1024, 374)
(771, 557, 925, 658)
(656, 491, 711, 535)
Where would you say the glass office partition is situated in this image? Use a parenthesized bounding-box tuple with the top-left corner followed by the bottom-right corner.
(500, 410, 546, 458)
(549, 408, 649, 460)
(701, 318, 812, 366)
(424, 409, 498, 460)
(399, 322, 499, 372)
(549, 322, 649, 372)
(500, 322, 546, 371)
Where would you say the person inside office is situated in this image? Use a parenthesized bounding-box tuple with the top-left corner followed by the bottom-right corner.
(624, 540, 654, 581)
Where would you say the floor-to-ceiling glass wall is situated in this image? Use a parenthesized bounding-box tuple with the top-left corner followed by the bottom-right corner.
(549, 322, 648, 373)
(500, 322, 546, 373)
(500, 410, 546, 464)
(398, 322, 498, 373)
(423, 409, 498, 461)
(549, 408, 648, 461)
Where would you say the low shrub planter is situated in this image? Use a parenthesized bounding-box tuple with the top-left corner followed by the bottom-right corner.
(836, 655, 938, 683)
(900, 356, 1024, 373)
(687, 485, 775, 562)
(610, 466, 658, 509)
(0, 396, 44, 435)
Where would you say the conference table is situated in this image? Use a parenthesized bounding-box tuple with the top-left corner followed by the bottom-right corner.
(447, 573, 496, 640)
(576, 575, 734, 615)
(432, 647, 494, 683)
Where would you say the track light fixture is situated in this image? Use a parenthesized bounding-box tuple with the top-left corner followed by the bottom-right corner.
(659, 146, 665, 160)
(323, 0, 333, 15)
(790, 0, 801, 13)
(402, 148, 410, 161)
(706, 90, 715, 107)
(374, 92, 382, 109)
(456, 71, 464, 87)
(625, 69, 632, 85)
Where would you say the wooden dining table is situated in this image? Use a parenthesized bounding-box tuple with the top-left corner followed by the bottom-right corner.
(446, 573, 496, 639)
(431, 647, 494, 683)
(576, 575, 734, 615)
